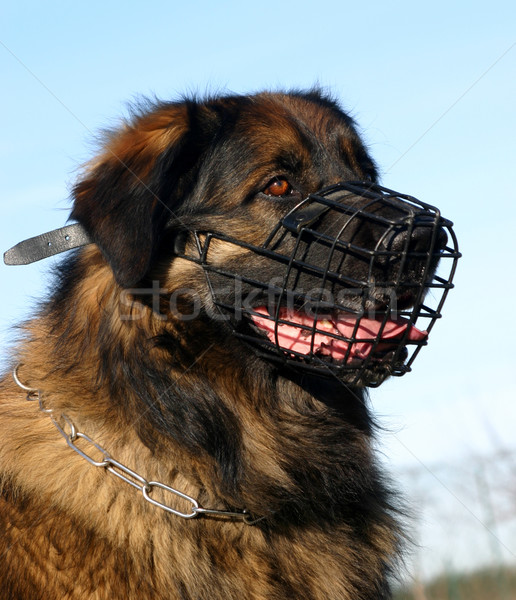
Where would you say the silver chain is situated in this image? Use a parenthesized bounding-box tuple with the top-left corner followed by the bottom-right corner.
(12, 366, 260, 524)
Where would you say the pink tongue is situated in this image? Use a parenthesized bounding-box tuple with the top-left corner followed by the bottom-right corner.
(250, 307, 427, 362)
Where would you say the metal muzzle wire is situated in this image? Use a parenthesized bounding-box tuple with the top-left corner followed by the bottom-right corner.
(185, 182, 460, 387)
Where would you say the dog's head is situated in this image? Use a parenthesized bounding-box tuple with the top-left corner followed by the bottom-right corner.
(65, 91, 459, 386)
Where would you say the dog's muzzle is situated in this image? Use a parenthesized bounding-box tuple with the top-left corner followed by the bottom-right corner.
(4, 181, 460, 388)
(186, 182, 460, 387)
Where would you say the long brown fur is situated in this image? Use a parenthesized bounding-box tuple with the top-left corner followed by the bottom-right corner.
(0, 91, 403, 599)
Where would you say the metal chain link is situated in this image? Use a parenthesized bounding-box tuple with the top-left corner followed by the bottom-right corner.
(13, 365, 260, 524)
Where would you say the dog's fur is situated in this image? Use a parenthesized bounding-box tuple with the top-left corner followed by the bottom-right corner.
(0, 91, 405, 599)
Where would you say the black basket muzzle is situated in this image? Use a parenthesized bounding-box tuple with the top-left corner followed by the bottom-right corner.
(183, 182, 460, 387)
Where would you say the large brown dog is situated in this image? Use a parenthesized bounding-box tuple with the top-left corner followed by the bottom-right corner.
(0, 91, 458, 599)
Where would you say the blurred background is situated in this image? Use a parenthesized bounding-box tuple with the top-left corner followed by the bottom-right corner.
(1, 2, 515, 596)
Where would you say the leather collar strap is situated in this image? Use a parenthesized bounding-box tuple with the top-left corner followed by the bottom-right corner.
(3, 223, 92, 266)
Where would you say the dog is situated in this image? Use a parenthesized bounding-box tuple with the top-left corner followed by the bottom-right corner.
(0, 90, 459, 599)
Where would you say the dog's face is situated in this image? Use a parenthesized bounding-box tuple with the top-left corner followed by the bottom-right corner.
(71, 91, 457, 386)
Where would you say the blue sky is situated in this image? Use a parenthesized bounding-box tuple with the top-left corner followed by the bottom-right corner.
(1, 0, 515, 575)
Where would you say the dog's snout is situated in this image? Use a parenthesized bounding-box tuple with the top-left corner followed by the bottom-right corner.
(387, 218, 448, 256)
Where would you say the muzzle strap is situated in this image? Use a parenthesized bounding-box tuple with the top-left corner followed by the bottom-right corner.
(3, 223, 91, 265)
(281, 202, 331, 234)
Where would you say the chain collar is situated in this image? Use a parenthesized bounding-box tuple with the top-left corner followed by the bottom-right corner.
(12, 365, 262, 525)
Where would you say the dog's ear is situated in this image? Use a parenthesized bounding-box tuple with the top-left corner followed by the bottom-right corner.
(71, 103, 194, 288)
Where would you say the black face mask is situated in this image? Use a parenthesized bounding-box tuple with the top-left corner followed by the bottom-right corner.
(177, 182, 460, 386)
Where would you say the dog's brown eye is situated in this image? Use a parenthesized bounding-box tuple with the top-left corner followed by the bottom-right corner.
(263, 177, 292, 197)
